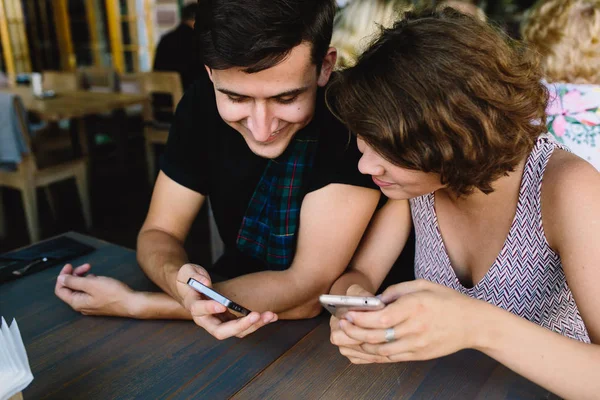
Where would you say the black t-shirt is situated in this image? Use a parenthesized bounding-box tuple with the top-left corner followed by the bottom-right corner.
(161, 76, 377, 278)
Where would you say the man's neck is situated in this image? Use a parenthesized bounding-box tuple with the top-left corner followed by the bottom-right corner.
(182, 20, 194, 29)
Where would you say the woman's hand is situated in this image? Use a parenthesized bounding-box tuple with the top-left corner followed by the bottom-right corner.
(338, 279, 481, 363)
(329, 284, 385, 364)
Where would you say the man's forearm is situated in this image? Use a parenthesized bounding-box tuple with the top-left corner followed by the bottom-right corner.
(137, 228, 189, 301)
(133, 291, 192, 320)
(214, 270, 327, 319)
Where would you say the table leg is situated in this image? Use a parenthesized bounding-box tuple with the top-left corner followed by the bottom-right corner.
(69, 118, 90, 156)
(0, 188, 6, 238)
(111, 108, 128, 169)
(83, 114, 98, 152)
(69, 118, 83, 157)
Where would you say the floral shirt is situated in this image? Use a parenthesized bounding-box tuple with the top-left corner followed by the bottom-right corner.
(545, 82, 600, 170)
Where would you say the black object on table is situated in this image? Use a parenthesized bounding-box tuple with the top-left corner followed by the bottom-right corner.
(0, 236, 95, 283)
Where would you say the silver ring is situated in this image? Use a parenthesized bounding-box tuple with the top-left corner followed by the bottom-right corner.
(384, 327, 395, 342)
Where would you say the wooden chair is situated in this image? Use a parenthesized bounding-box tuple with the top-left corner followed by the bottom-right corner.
(75, 67, 123, 156)
(76, 67, 120, 93)
(0, 96, 92, 243)
(35, 71, 89, 156)
(42, 71, 81, 92)
(139, 71, 183, 185)
(120, 73, 145, 117)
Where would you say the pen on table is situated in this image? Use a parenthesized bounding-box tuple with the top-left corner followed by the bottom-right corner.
(12, 257, 51, 276)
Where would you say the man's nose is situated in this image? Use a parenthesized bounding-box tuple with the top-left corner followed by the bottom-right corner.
(247, 103, 278, 142)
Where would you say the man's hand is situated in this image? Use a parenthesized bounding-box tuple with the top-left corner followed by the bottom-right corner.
(55, 264, 138, 317)
(176, 263, 278, 340)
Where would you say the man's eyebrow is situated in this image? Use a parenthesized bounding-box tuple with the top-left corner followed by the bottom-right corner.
(216, 88, 247, 97)
(267, 87, 309, 99)
(216, 87, 309, 99)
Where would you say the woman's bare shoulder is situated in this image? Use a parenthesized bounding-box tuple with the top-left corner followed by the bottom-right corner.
(542, 148, 600, 248)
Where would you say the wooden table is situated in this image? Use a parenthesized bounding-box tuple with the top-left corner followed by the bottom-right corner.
(1, 86, 149, 164)
(0, 233, 559, 399)
(233, 323, 560, 400)
(0, 86, 148, 122)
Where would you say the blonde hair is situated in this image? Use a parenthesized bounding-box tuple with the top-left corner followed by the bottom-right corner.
(437, 1, 486, 21)
(332, 0, 412, 69)
(522, 0, 600, 84)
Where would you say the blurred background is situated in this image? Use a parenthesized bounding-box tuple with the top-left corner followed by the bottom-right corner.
(0, 0, 536, 81)
(0, 0, 183, 77)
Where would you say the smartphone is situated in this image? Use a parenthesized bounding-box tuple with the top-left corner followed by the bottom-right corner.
(319, 294, 384, 318)
(187, 278, 251, 317)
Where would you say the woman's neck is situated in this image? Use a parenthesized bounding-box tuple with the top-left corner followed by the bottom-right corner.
(437, 159, 527, 215)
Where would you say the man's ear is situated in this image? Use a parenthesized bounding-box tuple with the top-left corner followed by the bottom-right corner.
(317, 47, 338, 87)
(204, 65, 213, 82)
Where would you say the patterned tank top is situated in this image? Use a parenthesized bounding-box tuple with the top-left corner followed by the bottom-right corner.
(410, 137, 590, 343)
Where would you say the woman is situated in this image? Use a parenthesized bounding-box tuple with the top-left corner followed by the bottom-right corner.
(522, 0, 600, 170)
(327, 8, 600, 399)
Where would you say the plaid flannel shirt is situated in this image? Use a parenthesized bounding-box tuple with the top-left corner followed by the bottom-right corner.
(236, 129, 319, 269)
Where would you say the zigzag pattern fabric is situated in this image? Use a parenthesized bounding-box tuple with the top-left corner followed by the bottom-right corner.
(410, 136, 590, 343)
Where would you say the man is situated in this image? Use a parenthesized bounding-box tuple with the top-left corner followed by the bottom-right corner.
(153, 3, 201, 89)
(55, 0, 381, 340)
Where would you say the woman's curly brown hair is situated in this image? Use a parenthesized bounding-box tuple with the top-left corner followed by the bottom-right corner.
(327, 8, 548, 195)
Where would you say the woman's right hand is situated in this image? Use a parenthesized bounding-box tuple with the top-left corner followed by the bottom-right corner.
(329, 284, 379, 364)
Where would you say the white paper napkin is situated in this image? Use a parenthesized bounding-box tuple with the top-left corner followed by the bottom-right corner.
(0, 318, 33, 400)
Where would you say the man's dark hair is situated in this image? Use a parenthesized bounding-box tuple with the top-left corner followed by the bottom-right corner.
(195, 0, 336, 73)
(181, 3, 197, 21)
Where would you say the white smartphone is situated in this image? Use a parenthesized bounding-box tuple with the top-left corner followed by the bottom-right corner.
(187, 278, 251, 317)
(319, 294, 384, 318)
